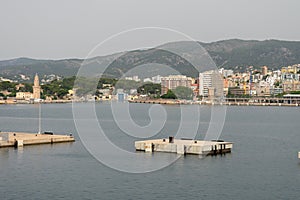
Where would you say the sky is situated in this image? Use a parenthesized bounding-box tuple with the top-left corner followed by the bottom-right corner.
(0, 0, 300, 60)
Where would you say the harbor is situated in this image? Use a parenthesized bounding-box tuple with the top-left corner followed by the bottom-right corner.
(0, 132, 75, 148)
(1, 100, 299, 199)
(135, 137, 233, 155)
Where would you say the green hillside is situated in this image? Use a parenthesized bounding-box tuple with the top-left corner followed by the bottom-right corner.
(1, 39, 300, 80)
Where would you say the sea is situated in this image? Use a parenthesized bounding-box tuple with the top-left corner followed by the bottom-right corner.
(0, 103, 299, 200)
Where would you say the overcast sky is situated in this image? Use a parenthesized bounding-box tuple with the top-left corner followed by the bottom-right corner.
(0, 0, 299, 60)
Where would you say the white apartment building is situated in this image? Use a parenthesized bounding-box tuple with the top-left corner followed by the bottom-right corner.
(161, 75, 193, 95)
(199, 70, 224, 98)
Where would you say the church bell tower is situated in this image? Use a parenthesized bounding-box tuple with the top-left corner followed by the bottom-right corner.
(33, 73, 41, 100)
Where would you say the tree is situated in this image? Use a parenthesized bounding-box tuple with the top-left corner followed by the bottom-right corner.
(19, 83, 33, 92)
(274, 81, 281, 87)
(61, 76, 75, 90)
(97, 78, 117, 89)
(161, 90, 177, 99)
(57, 88, 69, 98)
(173, 86, 193, 100)
(137, 83, 161, 95)
(0, 81, 17, 92)
(290, 91, 300, 94)
(41, 76, 77, 98)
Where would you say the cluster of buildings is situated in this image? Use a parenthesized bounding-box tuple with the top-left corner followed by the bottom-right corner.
(224, 64, 300, 97)
(0, 73, 74, 103)
(159, 72, 224, 101)
(123, 73, 224, 101)
(138, 63, 300, 101)
(14, 74, 41, 102)
(1, 63, 300, 103)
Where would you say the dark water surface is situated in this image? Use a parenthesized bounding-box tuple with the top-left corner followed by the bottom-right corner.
(0, 103, 299, 200)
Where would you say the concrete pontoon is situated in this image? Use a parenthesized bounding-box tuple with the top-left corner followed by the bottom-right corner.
(0, 132, 75, 148)
(135, 137, 233, 155)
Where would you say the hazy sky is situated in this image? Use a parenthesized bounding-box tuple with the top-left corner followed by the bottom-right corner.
(1, 0, 300, 60)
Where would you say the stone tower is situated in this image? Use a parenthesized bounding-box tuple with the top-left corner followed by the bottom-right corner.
(33, 73, 41, 99)
(262, 66, 268, 76)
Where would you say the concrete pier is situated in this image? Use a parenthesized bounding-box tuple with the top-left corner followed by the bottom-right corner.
(0, 132, 75, 148)
(135, 137, 233, 155)
(129, 97, 300, 107)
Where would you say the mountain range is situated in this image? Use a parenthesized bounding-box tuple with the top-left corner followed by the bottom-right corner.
(1, 39, 300, 81)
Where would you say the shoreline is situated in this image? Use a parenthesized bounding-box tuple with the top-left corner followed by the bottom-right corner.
(128, 99, 300, 107)
(0, 99, 299, 107)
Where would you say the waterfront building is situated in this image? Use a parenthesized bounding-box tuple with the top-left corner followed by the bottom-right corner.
(281, 65, 298, 74)
(160, 75, 193, 95)
(283, 94, 300, 104)
(283, 80, 300, 92)
(117, 92, 126, 102)
(16, 92, 33, 100)
(228, 87, 245, 96)
(281, 73, 300, 81)
(256, 86, 271, 97)
(116, 89, 128, 102)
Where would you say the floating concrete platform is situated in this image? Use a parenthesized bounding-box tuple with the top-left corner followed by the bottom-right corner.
(0, 132, 75, 148)
(135, 137, 233, 155)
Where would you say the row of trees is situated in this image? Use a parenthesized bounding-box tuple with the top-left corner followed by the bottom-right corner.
(41, 77, 75, 99)
(74, 77, 162, 97)
(161, 86, 193, 100)
(1, 76, 194, 100)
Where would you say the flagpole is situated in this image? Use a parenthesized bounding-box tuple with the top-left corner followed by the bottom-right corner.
(38, 102, 41, 134)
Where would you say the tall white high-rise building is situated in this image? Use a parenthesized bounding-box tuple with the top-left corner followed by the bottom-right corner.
(199, 70, 224, 98)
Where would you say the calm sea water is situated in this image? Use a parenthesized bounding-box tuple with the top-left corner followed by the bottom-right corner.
(0, 103, 299, 200)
